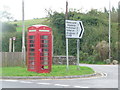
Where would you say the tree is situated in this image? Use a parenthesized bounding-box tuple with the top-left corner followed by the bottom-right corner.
(49, 12, 65, 34)
(2, 32, 22, 52)
(88, 9, 98, 16)
(112, 7, 116, 13)
(2, 23, 16, 33)
(104, 7, 108, 13)
(0, 6, 13, 21)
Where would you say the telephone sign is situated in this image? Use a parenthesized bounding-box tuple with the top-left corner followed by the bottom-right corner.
(65, 20, 84, 38)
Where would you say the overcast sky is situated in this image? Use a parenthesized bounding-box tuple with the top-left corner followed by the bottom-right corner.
(0, 0, 119, 20)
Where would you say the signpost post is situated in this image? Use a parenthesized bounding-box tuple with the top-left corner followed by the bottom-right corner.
(77, 39, 80, 70)
(65, 20, 84, 70)
(13, 37, 16, 52)
(65, 1, 69, 71)
(9, 38, 12, 52)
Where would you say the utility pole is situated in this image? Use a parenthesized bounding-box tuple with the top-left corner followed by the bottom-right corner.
(108, 0, 111, 61)
(65, 1, 68, 20)
(22, 0, 26, 66)
(118, 1, 120, 62)
(65, 0, 69, 71)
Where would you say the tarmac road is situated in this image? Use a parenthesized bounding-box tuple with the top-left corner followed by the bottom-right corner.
(1, 64, 118, 88)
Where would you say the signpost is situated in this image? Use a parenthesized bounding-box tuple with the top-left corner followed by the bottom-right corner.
(13, 37, 16, 52)
(66, 20, 84, 39)
(9, 38, 12, 52)
(65, 1, 69, 71)
(77, 39, 80, 70)
(65, 20, 84, 70)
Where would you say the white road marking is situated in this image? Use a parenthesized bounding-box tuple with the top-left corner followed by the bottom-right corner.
(0, 79, 3, 81)
(2, 79, 91, 88)
(3, 80, 18, 82)
(66, 72, 108, 80)
(81, 87, 89, 88)
(74, 86, 82, 88)
(74, 86, 89, 88)
(103, 73, 107, 77)
(19, 81, 33, 83)
(54, 84, 70, 87)
(101, 72, 107, 77)
(37, 83, 51, 85)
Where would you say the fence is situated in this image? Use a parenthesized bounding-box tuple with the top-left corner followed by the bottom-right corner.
(1, 52, 77, 67)
(1, 52, 23, 67)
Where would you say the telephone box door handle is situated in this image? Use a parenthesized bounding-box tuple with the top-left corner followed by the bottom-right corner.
(39, 48, 42, 53)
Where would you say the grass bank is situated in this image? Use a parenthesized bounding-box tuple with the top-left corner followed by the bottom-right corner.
(1, 65, 94, 76)
(9, 18, 49, 32)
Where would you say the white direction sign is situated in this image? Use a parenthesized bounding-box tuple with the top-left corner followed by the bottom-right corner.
(65, 20, 84, 38)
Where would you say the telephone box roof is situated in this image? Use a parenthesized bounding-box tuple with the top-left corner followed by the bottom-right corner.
(28, 25, 52, 31)
(29, 25, 51, 29)
(32, 25, 48, 28)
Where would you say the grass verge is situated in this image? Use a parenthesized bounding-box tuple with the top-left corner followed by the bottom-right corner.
(1, 65, 95, 76)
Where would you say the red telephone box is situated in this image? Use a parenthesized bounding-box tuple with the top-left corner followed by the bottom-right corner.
(27, 25, 52, 73)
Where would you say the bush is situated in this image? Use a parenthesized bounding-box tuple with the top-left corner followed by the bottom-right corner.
(96, 40, 109, 61)
(79, 51, 89, 61)
(104, 59, 111, 64)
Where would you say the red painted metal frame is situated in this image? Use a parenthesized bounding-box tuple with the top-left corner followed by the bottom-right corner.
(27, 25, 52, 73)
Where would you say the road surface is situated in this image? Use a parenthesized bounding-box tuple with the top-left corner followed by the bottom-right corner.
(1, 64, 118, 88)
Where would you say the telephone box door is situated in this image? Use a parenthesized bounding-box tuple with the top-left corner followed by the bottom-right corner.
(37, 33, 52, 73)
(27, 32, 37, 72)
